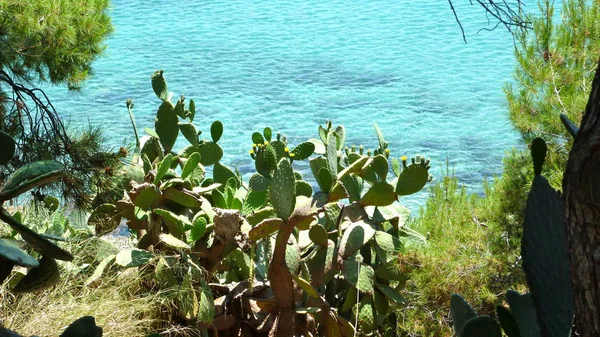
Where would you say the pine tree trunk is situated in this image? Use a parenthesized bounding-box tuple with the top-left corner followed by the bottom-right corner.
(563, 58, 600, 336)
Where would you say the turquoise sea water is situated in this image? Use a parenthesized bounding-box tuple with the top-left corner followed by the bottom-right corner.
(41, 0, 524, 209)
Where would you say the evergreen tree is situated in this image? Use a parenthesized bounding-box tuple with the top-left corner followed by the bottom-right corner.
(505, 0, 600, 187)
(0, 0, 120, 209)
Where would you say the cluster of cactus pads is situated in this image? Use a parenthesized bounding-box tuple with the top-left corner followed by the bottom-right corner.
(0, 130, 74, 294)
(450, 138, 573, 337)
(85, 70, 432, 337)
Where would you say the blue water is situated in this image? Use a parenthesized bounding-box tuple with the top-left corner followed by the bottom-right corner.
(41, 0, 524, 209)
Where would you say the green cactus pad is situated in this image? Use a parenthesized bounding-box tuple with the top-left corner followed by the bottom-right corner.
(151, 70, 168, 101)
(337, 156, 369, 181)
(181, 152, 201, 179)
(357, 296, 375, 334)
(249, 218, 283, 242)
(341, 285, 358, 313)
(374, 124, 387, 151)
(338, 220, 375, 259)
(450, 294, 478, 337)
(292, 274, 320, 298)
(178, 123, 199, 147)
(141, 136, 162, 163)
(374, 230, 403, 263)
(155, 101, 179, 153)
(370, 155, 389, 180)
(0, 239, 38, 268)
(0, 209, 73, 261)
(210, 121, 223, 143)
(496, 305, 521, 337)
(251, 132, 265, 145)
(340, 175, 362, 202)
(374, 289, 390, 315)
(308, 224, 328, 247)
(0, 130, 15, 165)
(189, 214, 207, 242)
(59, 316, 103, 337)
(154, 209, 187, 238)
(176, 274, 199, 320)
(114, 248, 153, 268)
(530, 138, 547, 176)
(326, 132, 338, 177)
(154, 256, 177, 288)
(88, 203, 120, 236)
(343, 253, 375, 294)
(159, 233, 190, 249)
(154, 153, 173, 184)
(198, 281, 216, 323)
(163, 188, 201, 208)
(13, 256, 60, 293)
(270, 158, 296, 220)
(291, 142, 315, 160)
(246, 206, 276, 226)
(318, 167, 334, 193)
(374, 260, 406, 281)
(198, 141, 223, 166)
(337, 316, 356, 337)
(188, 99, 196, 121)
(395, 163, 429, 196)
(375, 282, 406, 305)
(522, 176, 573, 337)
(334, 125, 346, 150)
(285, 235, 301, 275)
(174, 98, 186, 119)
(305, 239, 336, 287)
(391, 158, 401, 177)
(1, 160, 64, 198)
(213, 162, 239, 188)
(241, 190, 267, 215)
(263, 127, 272, 141)
(131, 183, 162, 209)
(462, 316, 502, 337)
(505, 290, 541, 337)
(84, 254, 115, 287)
(295, 180, 313, 197)
(248, 173, 270, 191)
(262, 144, 278, 171)
(360, 181, 396, 207)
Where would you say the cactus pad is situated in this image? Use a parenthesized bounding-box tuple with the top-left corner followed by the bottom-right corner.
(505, 290, 541, 337)
(270, 158, 296, 220)
(305, 239, 336, 287)
(360, 181, 396, 207)
(395, 162, 429, 196)
(195, 141, 222, 166)
(342, 253, 374, 294)
(210, 121, 223, 143)
(151, 70, 168, 101)
(178, 122, 199, 147)
(249, 218, 283, 242)
(375, 282, 406, 305)
(338, 220, 375, 259)
(450, 294, 478, 337)
(115, 248, 153, 268)
(530, 138, 547, 176)
(2, 160, 64, 196)
(155, 101, 179, 153)
(462, 316, 502, 337)
(496, 305, 521, 337)
(13, 256, 60, 293)
(308, 224, 328, 247)
(291, 142, 315, 160)
(522, 175, 573, 337)
(59, 316, 103, 337)
(0, 239, 38, 268)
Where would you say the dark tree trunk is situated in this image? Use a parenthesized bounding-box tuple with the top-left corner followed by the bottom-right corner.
(563, 58, 600, 336)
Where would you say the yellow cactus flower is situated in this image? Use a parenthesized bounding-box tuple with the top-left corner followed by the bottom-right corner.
(401, 156, 407, 161)
(252, 143, 257, 147)
(289, 153, 295, 158)
(284, 147, 290, 152)
(264, 141, 269, 145)
(249, 150, 255, 155)
(385, 149, 390, 153)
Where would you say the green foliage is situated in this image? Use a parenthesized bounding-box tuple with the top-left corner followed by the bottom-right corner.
(83, 71, 432, 336)
(0, 0, 113, 89)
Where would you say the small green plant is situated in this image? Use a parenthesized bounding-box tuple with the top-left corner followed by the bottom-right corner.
(88, 71, 432, 336)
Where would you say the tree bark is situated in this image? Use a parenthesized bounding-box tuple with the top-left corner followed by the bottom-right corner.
(563, 58, 600, 336)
